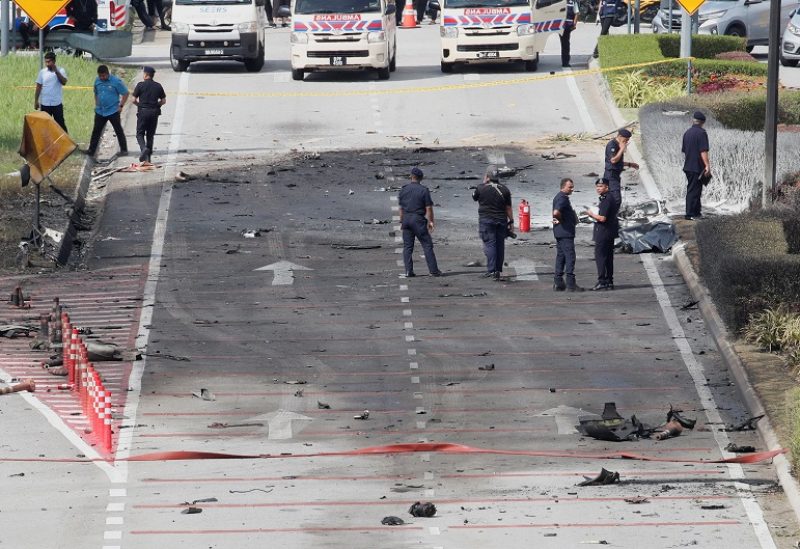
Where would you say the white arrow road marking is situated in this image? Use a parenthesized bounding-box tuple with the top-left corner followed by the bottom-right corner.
(509, 259, 538, 281)
(535, 405, 589, 435)
(255, 261, 313, 286)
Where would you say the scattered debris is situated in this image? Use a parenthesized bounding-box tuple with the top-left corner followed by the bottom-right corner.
(464, 260, 483, 267)
(294, 389, 304, 398)
(381, 516, 405, 526)
(0, 379, 35, 395)
(330, 244, 382, 250)
(577, 468, 620, 487)
(181, 497, 218, 505)
(478, 364, 495, 371)
(0, 325, 37, 338)
(680, 300, 700, 310)
(229, 487, 274, 494)
(354, 410, 370, 420)
(191, 388, 216, 401)
(654, 420, 684, 440)
(142, 351, 190, 362)
(174, 171, 193, 182)
(579, 542, 609, 545)
(8, 472, 25, 477)
(409, 501, 437, 517)
(363, 219, 390, 225)
(541, 151, 576, 160)
(241, 229, 261, 238)
(438, 292, 487, 298)
(725, 443, 756, 453)
(208, 422, 264, 429)
(181, 507, 202, 514)
(700, 503, 727, 510)
(618, 200, 666, 222)
(725, 415, 764, 432)
(442, 382, 460, 387)
(284, 380, 307, 385)
(624, 496, 650, 504)
(317, 401, 331, 409)
(667, 405, 697, 430)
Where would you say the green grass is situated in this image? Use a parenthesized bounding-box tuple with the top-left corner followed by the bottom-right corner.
(787, 387, 800, 474)
(0, 53, 101, 182)
(598, 34, 666, 69)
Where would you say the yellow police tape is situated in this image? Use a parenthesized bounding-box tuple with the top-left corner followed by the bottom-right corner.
(42, 56, 694, 98)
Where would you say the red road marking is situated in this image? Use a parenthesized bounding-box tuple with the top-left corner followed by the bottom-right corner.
(451, 520, 741, 529)
(131, 526, 424, 535)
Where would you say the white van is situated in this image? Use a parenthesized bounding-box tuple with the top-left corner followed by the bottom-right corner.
(282, 0, 397, 81)
(170, 0, 267, 72)
(439, 0, 566, 72)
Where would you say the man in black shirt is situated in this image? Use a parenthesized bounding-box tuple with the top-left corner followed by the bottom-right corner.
(604, 128, 639, 206)
(682, 111, 711, 220)
(131, 66, 166, 163)
(552, 178, 583, 292)
(472, 165, 513, 281)
(583, 178, 619, 291)
(398, 167, 442, 278)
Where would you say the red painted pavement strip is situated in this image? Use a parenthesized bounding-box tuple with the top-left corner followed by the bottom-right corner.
(134, 494, 736, 510)
(0, 264, 147, 456)
(136, 427, 554, 438)
(129, 521, 739, 536)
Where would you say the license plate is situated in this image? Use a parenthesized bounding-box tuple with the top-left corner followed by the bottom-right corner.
(477, 51, 499, 59)
(330, 56, 346, 66)
(205, 49, 223, 55)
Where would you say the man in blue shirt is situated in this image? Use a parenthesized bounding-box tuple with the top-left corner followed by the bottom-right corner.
(87, 65, 129, 157)
(398, 167, 442, 278)
(552, 178, 583, 291)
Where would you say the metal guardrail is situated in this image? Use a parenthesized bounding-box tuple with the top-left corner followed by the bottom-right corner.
(9, 30, 132, 59)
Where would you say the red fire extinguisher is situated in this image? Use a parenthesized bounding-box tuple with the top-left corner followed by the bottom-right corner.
(518, 199, 530, 233)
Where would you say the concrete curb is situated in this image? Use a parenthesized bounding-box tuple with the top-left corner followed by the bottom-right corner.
(587, 57, 800, 524)
(56, 153, 93, 266)
(672, 242, 800, 521)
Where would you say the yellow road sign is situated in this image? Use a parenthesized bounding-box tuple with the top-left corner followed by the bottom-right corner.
(675, 0, 705, 15)
(16, 0, 73, 29)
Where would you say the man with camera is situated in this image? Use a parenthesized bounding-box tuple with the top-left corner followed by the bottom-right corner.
(472, 165, 513, 281)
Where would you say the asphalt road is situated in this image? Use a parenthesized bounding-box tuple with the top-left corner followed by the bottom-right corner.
(0, 20, 798, 549)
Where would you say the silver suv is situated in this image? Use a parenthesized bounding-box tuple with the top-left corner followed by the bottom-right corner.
(652, 0, 796, 51)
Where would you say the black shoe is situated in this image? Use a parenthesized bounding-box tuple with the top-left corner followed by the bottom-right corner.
(554, 284, 566, 291)
(139, 149, 149, 162)
(119, 149, 128, 156)
(562, 63, 571, 68)
(480, 272, 494, 278)
(684, 216, 694, 221)
(160, 24, 171, 31)
(567, 285, 585, 292)
(591, 282, 608, 291)
(606, 283, 615, 290)
(430, 271, 442, 277)
(405, 272, 416, 278)
(493, 271, 501, 281)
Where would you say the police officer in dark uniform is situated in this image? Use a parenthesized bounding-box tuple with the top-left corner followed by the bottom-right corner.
(560, 0, 578, 68)
(583, 178, 620, 290)
(594, 0, 619, 57)
(132, 66, 166, 163)
(396, 0, 406, 24)
(398, 167, 443, 278)
(682, 111, 711, 220)
(603, 128, 639, 206)
(472, 165, 513, 281)
(552, 178, 583, 292)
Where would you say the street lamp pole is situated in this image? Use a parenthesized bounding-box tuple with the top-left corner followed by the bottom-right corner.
(764, 0, 782, 206)
(680, 8, 692, 93)
(1, 0, 9, 56)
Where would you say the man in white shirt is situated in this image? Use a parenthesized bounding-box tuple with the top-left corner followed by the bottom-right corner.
(35, 51, 69, 132)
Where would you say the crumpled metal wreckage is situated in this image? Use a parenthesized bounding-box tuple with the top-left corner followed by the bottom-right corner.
(577, 402, 696, 442)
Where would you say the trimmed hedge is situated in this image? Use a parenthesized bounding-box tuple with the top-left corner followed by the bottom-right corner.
(598, 34, 666, 68)
(674, 90, 800, 131)
(643, 58, 767, 79)
(696, 213, 800, 331)
(656, 34, 746, 59)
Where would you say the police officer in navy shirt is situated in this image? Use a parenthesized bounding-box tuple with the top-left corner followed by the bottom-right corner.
(682, 111, 711, 220)
(131, 66, 166, 163)
(593, 0, 619, 57)
(398, 167, 442, 278)
(604, 128, 639, 206)
(560, 0, 578, 68)
(583, 178, 620, 291)
(552, 178, 583, 292)
(472, 165, 513, 281)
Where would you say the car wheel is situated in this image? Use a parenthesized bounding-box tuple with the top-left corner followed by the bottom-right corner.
(377, 65, 391, 79)
(781, 54, 799, 67)
(291, 68, 304, 81)
(244, 44, 265, 72)
(389, 42, 396, 72)
(440, 61, 453, 73)
(170, 48, 189, 72)
(725, 24, 745, 38)
(524, 54, 538, 72)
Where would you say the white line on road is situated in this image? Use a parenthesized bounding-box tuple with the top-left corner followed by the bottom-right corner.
(642, 254, 777, 549)
(509, 258, 538, 281)
(563, 67, 596, 134)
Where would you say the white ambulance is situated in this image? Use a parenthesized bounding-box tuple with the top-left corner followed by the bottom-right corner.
(439, 0, 566, 72)
(282, 0, 398, 81)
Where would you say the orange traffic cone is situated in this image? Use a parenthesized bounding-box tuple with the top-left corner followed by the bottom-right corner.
(401, 3, 418, 28)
